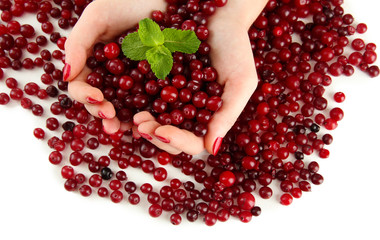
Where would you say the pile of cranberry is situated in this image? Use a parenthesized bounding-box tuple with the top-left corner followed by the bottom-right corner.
(0, 0, 379, 226)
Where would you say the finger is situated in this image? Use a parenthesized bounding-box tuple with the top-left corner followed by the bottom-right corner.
(64, 0, 167, 82)
(120, 122, 133, 132)
(204, 27, 258, 155)
(102, 117, 121, 134)
(84, 101, 116, 120)
(67, 67, 104, 104)
(137, 121, 182, 155)
(64, 1, 110, 82)
(133, 111, 156, 126)
(154, 125, 204, 155)
(133, 111, 204, 155)
(132, 125, 141, 139)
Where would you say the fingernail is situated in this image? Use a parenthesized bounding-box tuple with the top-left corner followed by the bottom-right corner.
(137, 131, 153, 140)
(63, 64, 71, 82)
(212, 137, 223, 156)
(86, 97, 101, 104)
(132, 129, 141, 139)
(102, 125, 110, 134)
(98, 111, 108, 119)
(154, 134, 170, 143)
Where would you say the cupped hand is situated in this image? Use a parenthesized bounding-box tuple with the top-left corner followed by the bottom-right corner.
(65, 0, 167, 133)
(65, 0, 268, 156)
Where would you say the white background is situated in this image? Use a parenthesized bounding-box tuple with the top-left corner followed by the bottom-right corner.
(1, 1, 380, 240)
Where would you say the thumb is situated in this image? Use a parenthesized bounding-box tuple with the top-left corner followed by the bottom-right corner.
(63, 0, 167, 82)
(204, 30, 258, 155)
(63, 2, 109, 82)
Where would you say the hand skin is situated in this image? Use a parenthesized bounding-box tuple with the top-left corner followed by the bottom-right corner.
(65, 0, 268, 156)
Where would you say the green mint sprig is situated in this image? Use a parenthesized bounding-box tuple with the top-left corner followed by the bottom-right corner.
(122, 18, 201, 80)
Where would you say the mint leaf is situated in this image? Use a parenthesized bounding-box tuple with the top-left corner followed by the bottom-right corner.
(146, 45, 173, 80)
(122, 18, 201, 79)
(138, 18, 164, 47)
(122, 32, 152, 61)
(163, 28, 201, 54)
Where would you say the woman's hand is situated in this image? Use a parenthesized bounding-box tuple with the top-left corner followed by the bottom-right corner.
(64, 0, 167, 133)
(65, 0, 268, 155)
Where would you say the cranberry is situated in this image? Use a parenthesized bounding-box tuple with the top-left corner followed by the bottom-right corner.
(348, 52, 363, 66)
(20, 24, 35, 38)
(110, 190, 123, 203)
(97, 187, 109, 197)
(161, 86, 178, 103)
(362, 50, 377, 64)
(104, 42, 120, 59)
(64, 179, 77, 191)
(79, 185, 92, 197)
(334, 92, 345, 103)
(49, 151, 62, 165)
(106, 59, 125, 75)
(149, 204, 163, 218)
(33, 128, 45, 139)
(218, 171, 235, 187)
(367, 66, 380, 78)
(280, 193, 293, 205)
(153, 167, 167, 182)
(237, 192, 256, 210)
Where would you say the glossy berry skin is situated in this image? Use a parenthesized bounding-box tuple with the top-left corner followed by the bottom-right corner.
(280, 193, 293, 206)
(128, 193, 140, 205)
(149, 204, 163, 218)
(363, 50, 377, 64)
(237, 192, 255, 210)
(49, 151, 62, 165)
(33, 128, 45, 139)
(104, 42, 120, 59)
(64, 179, 77, 192)
(110, 190, 123, 203)
(215, 0, 228, 7)
(97, 187, 109, 197)
(239, 211, 252, 223)
(219, 171, 236, 187)
(153, 167, 167, 181)
(89, 174, 102, 187)
(356, 23, 367, 33)
(334, 92, 345, 103)
(61, 166, 74, 179)
(204, 212, 217, 226)
(0, 92, 10, 105)
(170, 214, 182, 225)
(241, 156, 257, 170)
(79, 185, 92, 197)
(106, 59, 125, 75)
(324, 118, 338, 130)
(157, 152, 171, 165)
(368, 66, 380, 78)
(330, 107, 344, 121)
(351, 38, 365, 51)
(101, 167, 113, 180)
(161, 86, 178, 103)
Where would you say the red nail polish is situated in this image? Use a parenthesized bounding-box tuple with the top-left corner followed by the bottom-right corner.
(154, 134, 170, 143)
(63, 64, 71, 82)
(86, 97, 101, 104)
(212, 137, 223, 156)
(133, 132, 141, 139)
(98, 111, 108, 119)
(138, 132, 153, 140)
